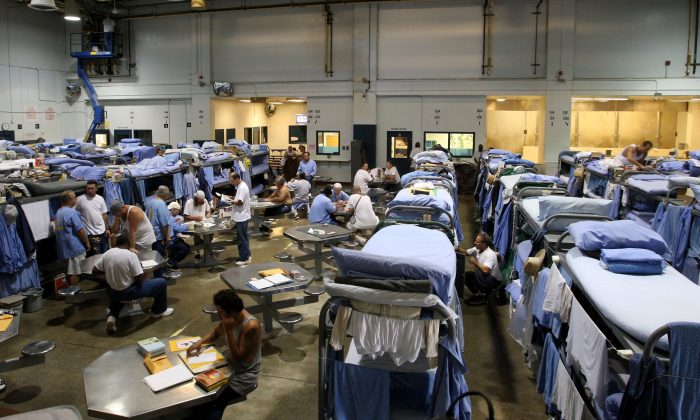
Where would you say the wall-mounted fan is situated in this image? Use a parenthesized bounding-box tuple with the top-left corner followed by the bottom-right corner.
(265, 103, 276, 117)
(213, 82, 233, 97)
(66, 83, 81, 98)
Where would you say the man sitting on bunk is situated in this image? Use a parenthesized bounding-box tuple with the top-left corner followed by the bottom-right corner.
(614, 140, 653, 170)
(110, 200, 156, 253)
(309, 185, 338, 225)
(344, 186, 379, 244)
(330, 183, 349, 206)
(94, 234, 173, 334)
(384, 160, 401, 192)
(262, 177, 292, 216)
(287, 172, 312, 219)
(297, 152, 317, 182)
(457, 232, 502, 306)
(166, 202, 190, 270)
(184, 190, 212, 222)
(56, 190, 92, 286)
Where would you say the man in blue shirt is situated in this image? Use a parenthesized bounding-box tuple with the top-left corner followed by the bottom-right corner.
(309, 186, 337, 225)
(330, 183, 349, 204)
(166, 201, 191, 270)
(55, 190, 91, 286)
(145, 186, 172, 260)
(297, 152, 317, 182)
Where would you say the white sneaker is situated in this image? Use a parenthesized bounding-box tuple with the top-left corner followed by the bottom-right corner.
(235, 257, 252, 266)
(106, 316, 117, 334)
(151, 307, 174, 318)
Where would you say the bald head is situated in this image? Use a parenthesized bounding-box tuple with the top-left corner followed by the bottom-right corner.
(352, 186, 362, 194)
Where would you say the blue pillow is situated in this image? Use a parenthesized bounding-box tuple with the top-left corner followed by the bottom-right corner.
(568, 220, 669, 255)
(689, 150, 700, 160)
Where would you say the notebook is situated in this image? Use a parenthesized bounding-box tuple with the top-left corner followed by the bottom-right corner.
(247, 278, 275, 290)
(178, 347, 228, 374)
(141, 260, 159, 270)
(264, 273, 293, 286)
(143, 364, 192, 392)
(169, 337, 201, 352)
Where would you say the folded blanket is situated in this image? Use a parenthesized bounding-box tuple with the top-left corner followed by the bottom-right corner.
(657, 160, 689, 173)
(600, 248, 666, 275)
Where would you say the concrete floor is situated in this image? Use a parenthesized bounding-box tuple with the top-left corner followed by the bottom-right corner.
(0, 196, 545, 419)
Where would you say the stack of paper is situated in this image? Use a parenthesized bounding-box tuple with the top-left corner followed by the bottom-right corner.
(141, 260, 159, 270)
(247, 273, 292, 290)
(143, 364, 192, 392)
(178, 347, 228, 374)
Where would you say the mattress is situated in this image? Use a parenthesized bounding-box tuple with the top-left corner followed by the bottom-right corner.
(361, 224, 456, 304)
(626, 178, 670, 195)
(560, 155, 576, 165)
(520, 196, 612, 232)
(387, 188, 454, 226)
(566, 247, 700, 349)
(586, 164, 609, 177)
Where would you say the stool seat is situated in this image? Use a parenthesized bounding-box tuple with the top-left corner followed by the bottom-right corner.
(163, 270, 182, 280)
(202, 304, 217, 314)
(57, 286, 81, 297)
(278, 312, 303, 325)
(274, 252, 292, 261)
(21, 340, 55, 357)
(304, 286, 325, 296)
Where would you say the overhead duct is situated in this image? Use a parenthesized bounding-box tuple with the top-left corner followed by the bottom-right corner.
(28, 0, 57, 11)
(64, 0, 81, 20)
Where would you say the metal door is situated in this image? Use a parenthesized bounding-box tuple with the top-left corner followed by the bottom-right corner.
(386, 131, 412, 175)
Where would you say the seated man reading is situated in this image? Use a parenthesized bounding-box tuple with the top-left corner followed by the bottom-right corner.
(262, 177, 293, 216)
(93, 234, 174, 334)
(457, 232, 502, 306)
(187, 290, 261, 420)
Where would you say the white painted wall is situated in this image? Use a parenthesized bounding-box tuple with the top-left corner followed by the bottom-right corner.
(306, 96, 353, 181)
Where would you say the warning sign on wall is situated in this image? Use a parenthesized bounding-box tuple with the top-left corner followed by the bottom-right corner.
(44, 107, 56, 121)
(25, 106, 37, 120)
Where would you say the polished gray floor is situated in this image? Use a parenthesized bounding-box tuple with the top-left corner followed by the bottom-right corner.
(0, 196, 545, 419)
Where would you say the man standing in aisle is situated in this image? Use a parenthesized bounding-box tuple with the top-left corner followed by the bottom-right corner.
(297, 152, 317, 182)
(75, 180, 109, 255)
(230, 173, 252, 266)
(145, 186, 172, 271)
(56, 190, 91, 286)
(166, 202, 191, 270)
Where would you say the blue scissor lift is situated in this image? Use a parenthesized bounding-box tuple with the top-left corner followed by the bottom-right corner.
(70, 32, 124, 143)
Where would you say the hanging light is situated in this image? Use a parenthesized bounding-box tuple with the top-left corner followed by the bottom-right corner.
(28, 0, 57, 11)
(191, 0, 206, 9)
(64, 0, 81, 21)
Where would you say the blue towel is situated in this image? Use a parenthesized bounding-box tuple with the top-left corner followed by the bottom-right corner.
(652, 203, 692, 271)
(330, 360, 390, 420)
(668, 322, 700, 420)
(537, 333, 559, 412)
(600, 248, 666, 275)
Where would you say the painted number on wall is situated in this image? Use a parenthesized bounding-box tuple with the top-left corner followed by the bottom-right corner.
(434, 109, 441, 126)
(308, 109, 321, 125)
(548, 110, 555, 127)
(561, 110, 569, 127)
(476, 108, 483, 126)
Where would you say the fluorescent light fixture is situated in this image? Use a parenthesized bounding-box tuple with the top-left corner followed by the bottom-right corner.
(496, 98, 506, 102)
(64, 0, 81, 20)
(237, 98, 251, 103)
(191, 0, 206, 8)
(287, 98, 306, 103)
(268, 101, 284, 105)
(28, 0, 57, 11)
(572, 97, 628, 102)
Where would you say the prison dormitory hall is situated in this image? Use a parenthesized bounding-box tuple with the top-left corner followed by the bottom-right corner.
(3, 0, 700, 419)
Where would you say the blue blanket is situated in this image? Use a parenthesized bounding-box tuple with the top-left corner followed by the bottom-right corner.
(689, 150, 700, 160)
(568, 219, 669, 255)
(652, 203, 692, 271)
(600, 248, 666, 275)
(657, 160, 689, 173)
(668, 322, 700, 420)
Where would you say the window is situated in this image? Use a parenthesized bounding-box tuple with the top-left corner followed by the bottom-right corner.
(133, 130, 153, 146)
(316, 131, 340, 155)
(424, 131, 474, 158)
(390, 135, 409, 158)
(226, 128, 236, 142)
(289, 125, 307, 144)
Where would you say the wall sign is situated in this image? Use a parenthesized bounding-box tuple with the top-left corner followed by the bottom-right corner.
(44, 107, 56, 121)
(25, 106, 37, 120)
(548, 110, 555, 127)
(433, 109, 441, 126)
(476, 108, 483, 126)
(561, 110, 570, 127)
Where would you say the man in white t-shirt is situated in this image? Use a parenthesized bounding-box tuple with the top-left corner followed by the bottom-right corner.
(353, 163, 372, 194)
(345, 186, 379, 234)
(229, 173, 252, 266)
(184, 190, 211, 221)
(384, 160, 400, 192)
(75, 180, 109, 255)
(93, 234, 173, 334)
(457, 232, 502, 306)
(288, 173, 312, 218)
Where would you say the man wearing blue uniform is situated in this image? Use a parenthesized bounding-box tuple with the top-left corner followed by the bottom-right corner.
(309, 186, 337, 225)
(145, 186, 172, 264)
(330, 183, 349, 204)
(297, 152, 317, 182)
(166, 201, 191, 270)
(56, 190, 91, 286)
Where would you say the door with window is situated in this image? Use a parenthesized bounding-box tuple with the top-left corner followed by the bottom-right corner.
(387, 131, 412, 175)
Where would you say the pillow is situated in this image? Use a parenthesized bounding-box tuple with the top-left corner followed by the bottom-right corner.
(538, 196, 612, 222)
(600, 248, 666, 275)
(691, 185, 700, 211)
(668, 176, 700, 189)
(689, 150, 700, 160)
(568, 220, 669, 254)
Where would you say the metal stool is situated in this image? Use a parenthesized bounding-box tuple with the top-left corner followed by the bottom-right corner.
(274, 252, 292, 261)
(56, 285, 81, 298)
(21, 340, 55, 357)
(163, 269, 182, 280)
(277, 312, 303, 325)
(304, 286, 325, 296)
(203, 303, 218, 322)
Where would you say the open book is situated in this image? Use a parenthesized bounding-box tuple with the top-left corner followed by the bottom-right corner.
(247, 273, 293, 290)
(178, 346, 228, 374)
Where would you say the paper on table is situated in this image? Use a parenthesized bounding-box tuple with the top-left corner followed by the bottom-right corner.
(202, 222, 215, 228)
(248, 279, 274, 290)
(0, 314, 12, 332)
(141, 259, 158, 269)
(188, 351, 217, 364)
(143, 364, 192, 392)
(264, 273, 293, 286)
(169, 337, 202, 352)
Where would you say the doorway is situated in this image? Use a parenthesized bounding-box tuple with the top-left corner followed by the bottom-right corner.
(387, 131, 412, 175)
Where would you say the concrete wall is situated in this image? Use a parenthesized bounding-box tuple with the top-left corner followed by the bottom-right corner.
(5, 0, 700, 175)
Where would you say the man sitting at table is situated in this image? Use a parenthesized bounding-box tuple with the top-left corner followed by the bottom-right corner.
(262, 177, 292, 216)
(345, 186, 379, 243)
(309, 185, 337, 225)
(166, 202, 191, 270)
(93, 234, 174, 334)
(297, 152, 317, 182)
(330, 183, 349, 205)
(288, 173, 312, 219)
(184, 190, 211, 222)
(188, 289, 261, 420)
(353, 163, 372, 194)
(384, 160, 401, 192)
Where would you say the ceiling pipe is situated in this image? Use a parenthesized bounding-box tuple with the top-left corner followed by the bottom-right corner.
(531, 0, 543, 76)
(119, 0, 428, 20)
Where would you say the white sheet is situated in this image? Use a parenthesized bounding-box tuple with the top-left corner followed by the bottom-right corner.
(566, 247, 700, 349)
(0, 159, 35, 171)
(22, 200, 51, 241)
